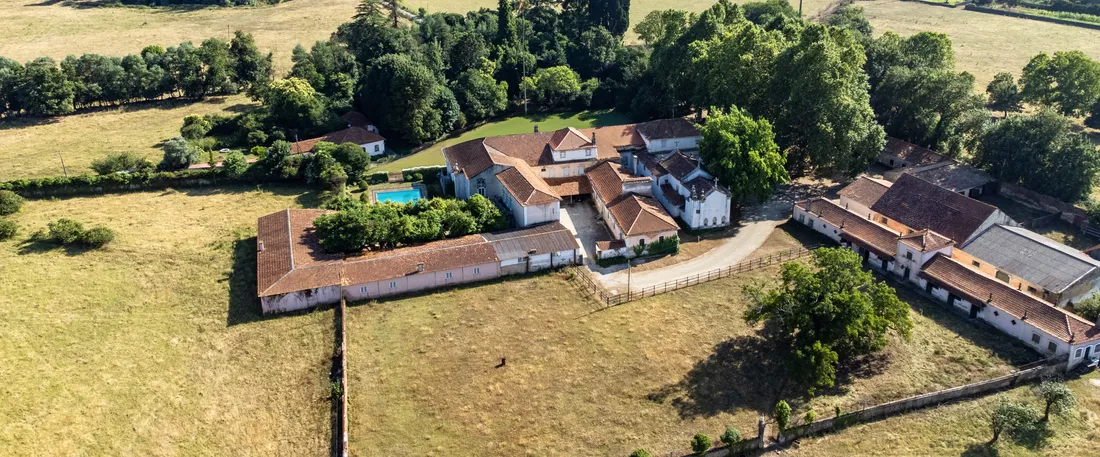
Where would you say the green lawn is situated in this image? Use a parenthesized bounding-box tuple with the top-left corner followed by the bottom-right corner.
(371, 109, 633, 172)
(0, 186, 334, 456)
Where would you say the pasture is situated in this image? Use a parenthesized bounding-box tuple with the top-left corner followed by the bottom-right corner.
(0, 186, 334, 456)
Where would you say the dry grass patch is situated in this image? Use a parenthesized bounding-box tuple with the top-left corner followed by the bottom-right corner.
(787, 372, 1100, 457)
(347, 257, 1038, 456)
(864, 0, 1100, 89)
(0, 95, 256, 180)
(0, 186, 333, 456)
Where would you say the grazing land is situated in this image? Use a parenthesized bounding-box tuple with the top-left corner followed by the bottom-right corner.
(0, 186, 333, 456)
(373, 109, 632, 172)
(863, 0, 1100, 89)
(0, 0, 360, 74)
(346, 246, 1038, 455)
(0, 95, 255, 180)
(788, 372, 1100, 457)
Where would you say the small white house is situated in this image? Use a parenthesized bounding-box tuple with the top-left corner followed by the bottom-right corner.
(291, 126, 387, 157)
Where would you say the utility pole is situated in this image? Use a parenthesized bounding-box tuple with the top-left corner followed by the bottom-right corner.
(798, 0, 803, 17)
(626, 257, 632, 302)
(57, 151, 68, 178)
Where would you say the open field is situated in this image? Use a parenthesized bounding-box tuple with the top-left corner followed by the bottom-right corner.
(372, 109, 633, 172)
(0, 186, 333, 456)
(0, 95, 255, 180)
(788, 371, 1100, 456)
(0, 0, 360, 74)
(346, 251, 1038, 455)
(864, 0, 1100, 89)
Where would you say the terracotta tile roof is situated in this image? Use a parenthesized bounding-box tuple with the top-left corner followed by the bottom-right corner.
(883, 137, 946, 167)
(342, 111, 372, 128)
(608, 194, 679, 236)
(871, 174, 999, 244)
(585, 160, 629, 203)
(496, 163, 561, 206)
(596, 239, 626, 251)
(798, 198, 900, 258)
(920, 254, 1100, 344)
(342, 235, 498, 285)
(482, 221, 579, 258)
(638, 152, 666, 177)
(544, 176, 592, 196)
(636, 118, 700, 140)
(290, 127, 385, 154)
(838, 176, 892, 209)
(549, 127, 594, 150)
(659, 150, 699, 180)
(257, 209, 343, 296)
(899, 229, 953, 252)
(660, 182, 686, 210)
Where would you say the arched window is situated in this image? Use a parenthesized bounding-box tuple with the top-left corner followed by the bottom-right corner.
(476, 179, 486, 196)
(639, 238, 646, 247)
(703, 218, 709, 227)
(721, 216, 727, 224)
(713, 217, 718, 226)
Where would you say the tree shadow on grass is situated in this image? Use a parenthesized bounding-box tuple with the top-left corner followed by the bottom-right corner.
(16, 237, 97, 256)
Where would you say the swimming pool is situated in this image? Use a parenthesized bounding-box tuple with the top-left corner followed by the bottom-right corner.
(375, 188, 422, 204)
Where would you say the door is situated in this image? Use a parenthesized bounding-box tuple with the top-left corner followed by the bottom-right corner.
(861, 249, 869, 264)
(881, 258, 888, 271)
(969, 304, 979, 319)
(904, 267, 911, 280)
(947, 293, 957, 308)
(1087, 346, 1093, 358)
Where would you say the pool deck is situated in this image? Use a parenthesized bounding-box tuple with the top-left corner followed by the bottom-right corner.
(370, 183, 426, 205)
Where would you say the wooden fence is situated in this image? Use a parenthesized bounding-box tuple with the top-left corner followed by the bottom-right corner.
(575, 246, 819, 307)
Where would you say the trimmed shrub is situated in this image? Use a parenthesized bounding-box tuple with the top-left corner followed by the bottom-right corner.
(160, 136, 200, 170)
(775, 400, 791, 430)
(91, 152, 155, 175)
(690, 433, 711, 456)
(804, 410, 816, 424)
(720, 427, 742, 445)
(0, 219, 18, 241)
(629, 449, 653, 457)
(47, 219, 85, 244)
(0, 190, 24, 215)
(222, 151, 249, 178)
(80, 226, 116, 247)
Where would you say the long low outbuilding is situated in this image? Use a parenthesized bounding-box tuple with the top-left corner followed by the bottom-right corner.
(256, 209, 581, 313)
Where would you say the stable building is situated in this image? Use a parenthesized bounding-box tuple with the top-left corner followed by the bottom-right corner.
(869, 174, 1015, 245)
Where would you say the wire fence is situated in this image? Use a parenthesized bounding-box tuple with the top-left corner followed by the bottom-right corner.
(574, 245, 820, 308)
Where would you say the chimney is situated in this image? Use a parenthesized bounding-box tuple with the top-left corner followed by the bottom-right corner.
(258, 241, 264, 252)
(416, 262, 424, 273)
(591, 131, 597, 144)
(533, 124, 539, 133)
(987, 293, 993, 303)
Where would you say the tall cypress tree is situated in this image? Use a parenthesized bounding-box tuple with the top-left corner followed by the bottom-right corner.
(589, 0, 630, 37)
(497, 0, 517, 47)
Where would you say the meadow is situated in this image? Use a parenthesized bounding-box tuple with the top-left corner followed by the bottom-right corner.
(346, 230, 1039, 456)
(0, 186, 334, 456)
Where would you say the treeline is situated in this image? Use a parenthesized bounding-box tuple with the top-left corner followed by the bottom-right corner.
(109, 0, 287, 5)
(0, 31, 272, 118)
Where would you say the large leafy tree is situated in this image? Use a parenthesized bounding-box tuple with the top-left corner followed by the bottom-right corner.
(872, 67, 988, 157)
(229, 31, 273, 92)
(692, 20, 787, 118)
(973, 109, 1100, 202)
(364, 53, 456, 143)
(770, 24, 884, 177)
(826, 4, 872, 39)
(633, 9, 690, 48)
(1034, 379, 1076, 422)
(698, 106, 787, 205)
(290, 41, 360, 111)
(496, 0, 517, 47)
(451, 58, 509, 121)
(988, 397, 1040, 445)
(589, 0, 631, 37)
(863, 31, 954, 92)
(16, 57, 74, 116)
(987, 71, 1022, 116)
(566, 26, 621, 79)
(520, 65, 584, 109)
(261, 77, 330, 135)
(743, 247, 913, 395)
(1020, 51, 1100, 117)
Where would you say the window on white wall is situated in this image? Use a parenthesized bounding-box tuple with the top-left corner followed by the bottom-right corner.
(1032, 333, 1041, 344)
(1075, 348, 1083, 358)
(474, 267, 480, 275)
(389, 281, 397, 289)
(1048, 342, 1058, 352)
(374, 144, 380, 152)
(560, 152, 566, 159)
(445, 272, 453, 279)
(586, 149, 592, 157)
(360, 286, 368, 294)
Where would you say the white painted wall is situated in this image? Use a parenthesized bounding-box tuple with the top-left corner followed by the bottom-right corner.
(642, 135, 700, 153)
(261, 286, 341, 314)
(362, 139, 386, 156)
(551, 147, 597, 162)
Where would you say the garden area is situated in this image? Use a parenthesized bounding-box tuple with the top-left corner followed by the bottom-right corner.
(0, 186, 335, 455)
(346, 250, 1039, 456)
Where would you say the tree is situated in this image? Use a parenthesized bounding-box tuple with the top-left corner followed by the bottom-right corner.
(262, 77, 329, 134)
(262, 140, 293, 174)
(16, 57, 74, 116)
(1020, 51, 1100, 117)
(872, 67, 988, 157)
(743, 248, 913, 394)
(692, 20, 787, 120)
(1034, 379, 1076, 421)
(698, 106, 788, 206)
(320, 163, 348, 192)
(987, 71, 1022, 116)
(1074, 295, 1100, 321)
(1087, 98, 1100, 129)
(222, 150, 248, 178)
(567, 26, 621, 79)
(989, 397, 1039, 445)
(314, 209, 373, 253)
(447, 32, 489, 79)
(864, 31, 954, 92)
(804, 409, 816, 423)
(0, 190, 24, 216)
(229, 31, 273, 91)
(521, 65, 583, 109)
(160, 136, 199, 170)
(331, 142, 371, 182)
(770, 25, 885, 177)
(467, 193, 507, 231)
(689, 433, 711, 456)
(633, 10, 690, 47)
(197, 38, 237, 95)
(589, 0, 631, 37)
(451, 58, 509, 121)
(90, 152, 154, 175)
(775, 400, 791, 430)
(972, 110, 1100, 202)
(826, 4, 872, 38)
(497, 0, 517, 46)
(364, 54, 454, 143)
(290, 40, 359, 110)
(0, 219, 17, 241)
(180, 114, 213, 140)
(47, 219, 85, 245)
(629, 450, 652, 457)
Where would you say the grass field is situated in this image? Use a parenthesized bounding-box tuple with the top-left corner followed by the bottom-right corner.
(346, 236, 1039, 455)
(372, 109, 633, 172)
(788, 372, 1100, 456)
(863, 0, 1100, 89)
(0, 95, 256, 180)
(0, 0, 360, 74)
(0, 186, 334, 456)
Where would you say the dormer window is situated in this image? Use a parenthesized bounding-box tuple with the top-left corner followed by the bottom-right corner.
(586, 149, 592, 157)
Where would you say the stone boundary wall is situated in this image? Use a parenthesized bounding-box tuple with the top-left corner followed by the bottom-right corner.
(965, 4, 1100, 31)
(995, 181, 1087, 227)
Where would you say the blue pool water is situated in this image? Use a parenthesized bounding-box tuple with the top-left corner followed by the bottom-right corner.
(376, 188, 422, 204)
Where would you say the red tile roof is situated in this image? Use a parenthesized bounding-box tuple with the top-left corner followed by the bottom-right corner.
(636, 118, 700, 140)
(838, 176, 891, 209)
(899, 230, 953, 252)
(660, 182, 686, 210)
(549, 127, 594, 150)
(544, 176, 592, 197)
(342, 111, 373, 128)
(290, 127, 384, 154)
(920, 254, 1100, 344)
(871, 174, 999, 244)
(496, 163, 561, 206)
(608, 194, 679, 236)
(883, 137, 946, 167)
(798, 198, 900, 258)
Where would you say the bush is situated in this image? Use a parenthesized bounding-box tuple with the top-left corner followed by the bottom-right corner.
(160, 136, 200, 170)
(80, 226, 115, 247)
(320, 163, 348, 191)
(804, 409, 816, 424)
(690, 433, 711, 456)
(775, 400, 791, 430)
(222, 151, 249, 178)
(720, 427, 742, 445)
(91, 152, 155, 175)
(629, 450, 652, 457)
(47, 219, 86, 244)
(0, 219, 18, 241)
(1074, 296, 1100, 321)
(180, 114, 213, 140)
(0, 190, 24, 216)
